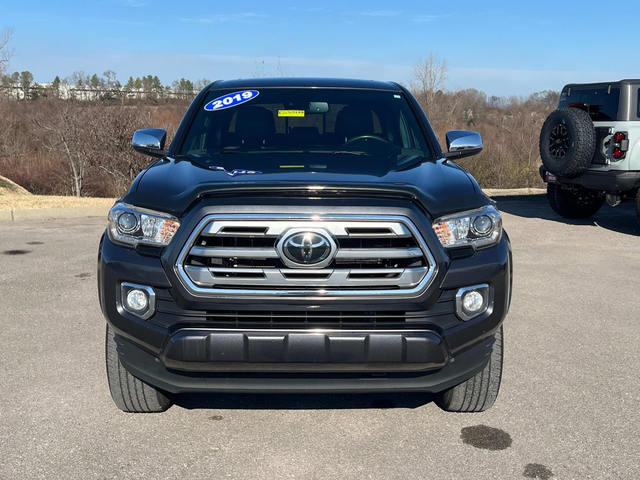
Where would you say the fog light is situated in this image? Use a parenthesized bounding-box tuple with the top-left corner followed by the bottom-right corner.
(462, 291, 484, 313)
(126, 289, 148, 312)
(120, 283, 156, 319)
(455, 284, 490, 321)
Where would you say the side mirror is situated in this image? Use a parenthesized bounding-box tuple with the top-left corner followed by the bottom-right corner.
(132, 128, 168, 158)
(444, 130, 483, 159)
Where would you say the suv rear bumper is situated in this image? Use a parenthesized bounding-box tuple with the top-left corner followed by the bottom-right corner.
(540, 165, 640, 192)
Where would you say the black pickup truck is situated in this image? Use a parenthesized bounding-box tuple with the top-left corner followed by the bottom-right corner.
(98, 78, 511, 413)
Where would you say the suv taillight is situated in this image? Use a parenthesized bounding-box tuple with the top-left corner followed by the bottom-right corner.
(612, 132, 628, 159)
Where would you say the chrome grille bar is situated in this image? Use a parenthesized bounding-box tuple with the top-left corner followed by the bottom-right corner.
(184, 266, 428, 288)
(202, 221, 412, 237)
(190, 246, 279, 258)
(334, 248, 423, 259)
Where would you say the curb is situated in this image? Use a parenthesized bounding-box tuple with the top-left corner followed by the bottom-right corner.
(0, 206, 110, 223)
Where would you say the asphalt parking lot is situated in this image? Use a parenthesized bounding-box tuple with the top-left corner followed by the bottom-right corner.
(1, 194, 639, 479)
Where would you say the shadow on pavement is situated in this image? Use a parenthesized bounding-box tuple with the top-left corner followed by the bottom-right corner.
(494, 194, 640, 237)
(174, 392, 434, 410)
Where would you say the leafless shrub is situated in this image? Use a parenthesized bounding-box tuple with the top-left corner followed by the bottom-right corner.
(410, 54, 555, 188)
(0, 98, 188, 197)
(0, 27, 14, 78)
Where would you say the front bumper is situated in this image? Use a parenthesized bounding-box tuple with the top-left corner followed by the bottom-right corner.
(98, 200, 511, 394)
(115, 332, 495, 394)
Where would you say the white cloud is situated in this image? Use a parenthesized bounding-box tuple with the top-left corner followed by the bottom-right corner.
(359, 10, 401, 17)
(179, 13, 267, 23)
(121, 0, 146, 6)
(412, 15, 442, 23)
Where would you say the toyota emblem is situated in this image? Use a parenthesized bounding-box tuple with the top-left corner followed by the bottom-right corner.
(277, 229, 336, 268)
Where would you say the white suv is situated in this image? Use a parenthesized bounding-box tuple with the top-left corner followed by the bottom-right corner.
(539, 80, 640, 222)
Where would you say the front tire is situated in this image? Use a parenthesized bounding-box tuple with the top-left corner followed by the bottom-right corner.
(105, 325, 172, 413)
(435, 326, 504, 413)
(547, 184, 604, 219)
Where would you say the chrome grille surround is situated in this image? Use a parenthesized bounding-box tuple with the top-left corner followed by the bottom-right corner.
(175, 214, 437, 299)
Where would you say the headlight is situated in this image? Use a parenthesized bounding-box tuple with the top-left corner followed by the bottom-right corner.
(432, 205, 502, 249)
(108, 203, 180, 247)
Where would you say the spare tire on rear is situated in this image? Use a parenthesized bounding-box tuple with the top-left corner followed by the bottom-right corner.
(539, 107, 596, 178)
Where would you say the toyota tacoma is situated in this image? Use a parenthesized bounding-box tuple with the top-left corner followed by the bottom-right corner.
(98, 78, 512, 413)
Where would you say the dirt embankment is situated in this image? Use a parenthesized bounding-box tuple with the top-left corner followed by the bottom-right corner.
(0, 175, 31, 196)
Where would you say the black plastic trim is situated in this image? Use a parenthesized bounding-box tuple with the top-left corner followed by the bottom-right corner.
(115, 333, 494, 394)
(540, 165, 640, 192)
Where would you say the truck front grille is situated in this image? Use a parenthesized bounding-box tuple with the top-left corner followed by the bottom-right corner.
(175, 214, 437, 298)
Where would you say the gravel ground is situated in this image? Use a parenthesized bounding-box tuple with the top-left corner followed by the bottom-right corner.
(0, 195, 638, 479)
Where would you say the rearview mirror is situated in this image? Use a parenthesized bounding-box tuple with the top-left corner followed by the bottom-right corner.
(444, 130, 483, 159)
(132, 128, 168, 158)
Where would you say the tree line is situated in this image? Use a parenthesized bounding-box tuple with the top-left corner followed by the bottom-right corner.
(0, 69, 211, 101)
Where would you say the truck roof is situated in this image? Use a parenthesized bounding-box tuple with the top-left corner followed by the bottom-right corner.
(208, 77, 402, 91)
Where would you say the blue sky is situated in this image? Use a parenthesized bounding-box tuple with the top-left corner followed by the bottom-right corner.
(4, 0, 640, 96)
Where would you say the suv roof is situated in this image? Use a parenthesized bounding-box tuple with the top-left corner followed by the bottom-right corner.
(563, 79, 640, 89)
(208, 77, 402, 91)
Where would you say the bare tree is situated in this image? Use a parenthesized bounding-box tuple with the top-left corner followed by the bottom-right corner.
(412, 53, 448, 112)
(194, 78, 212, 92)
(252, 57, 292, 78)
(0, 27, 14, 77)
(34, 104, 98, 196)
(253, 60, 268, 78)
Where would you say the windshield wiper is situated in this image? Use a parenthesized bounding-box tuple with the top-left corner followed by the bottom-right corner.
(330, 150, 368, 156)
(213, 150, 372, 156)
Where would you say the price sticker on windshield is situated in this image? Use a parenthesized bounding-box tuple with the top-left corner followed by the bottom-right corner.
(278, 110, 305, 117)
(204, 90, 259, 111)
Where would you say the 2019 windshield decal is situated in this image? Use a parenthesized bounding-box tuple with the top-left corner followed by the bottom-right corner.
(209, 166, 262, 176)
(204, 90, 259, 111)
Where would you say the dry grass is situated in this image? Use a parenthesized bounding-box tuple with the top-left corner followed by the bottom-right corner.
(484, 188, 546, 197)
(0, 194, 115, 210)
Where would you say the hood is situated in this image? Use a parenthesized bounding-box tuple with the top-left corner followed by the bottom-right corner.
(123, 156, 489, 219)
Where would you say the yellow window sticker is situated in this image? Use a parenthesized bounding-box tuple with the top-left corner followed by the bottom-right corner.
(278, 110, 305, 117)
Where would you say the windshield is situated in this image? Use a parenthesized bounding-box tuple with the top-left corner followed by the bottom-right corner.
(177, 88, 432, 174)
